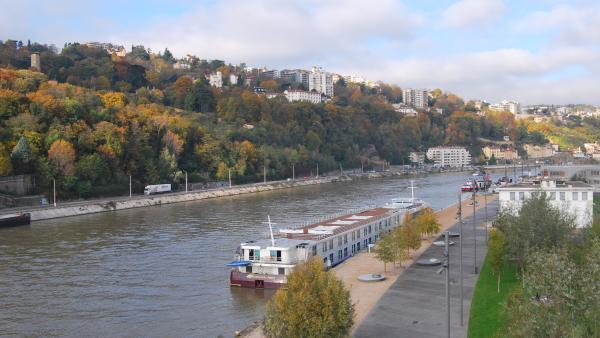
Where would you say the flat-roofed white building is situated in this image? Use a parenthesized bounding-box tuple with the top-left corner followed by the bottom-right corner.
(499, 180, 593, 228)
(409, 152, 425, 165)
(284, 90, 322, 104)
(309, 66, 334, 97)
(208, 71, 223, 88)
(426, 146, 471, 167)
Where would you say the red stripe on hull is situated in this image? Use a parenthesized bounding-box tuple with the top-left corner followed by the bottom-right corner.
(230, 270, 286, 289)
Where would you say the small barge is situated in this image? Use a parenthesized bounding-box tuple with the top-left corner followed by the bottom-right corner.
(0, 213, 31, 228)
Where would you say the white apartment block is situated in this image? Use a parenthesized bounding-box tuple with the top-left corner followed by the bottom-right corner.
(426, 146, 471, 167)
(229, 74, 238, 85)
(409, 152, 425, 165)
(482, 146, 520, 160)
(208, 71, 223, 88)
(489, 100, 521, 114)
(499, 180, 593, 228)
(284, 90, 322, 104)
(402, 88, 429, 109)
(309, 66, 334, 97)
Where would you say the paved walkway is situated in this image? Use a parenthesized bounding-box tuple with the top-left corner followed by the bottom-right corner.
(354, 199, 499, 338)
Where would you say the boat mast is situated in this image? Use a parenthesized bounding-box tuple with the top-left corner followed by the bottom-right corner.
(268, 215, 275, 246)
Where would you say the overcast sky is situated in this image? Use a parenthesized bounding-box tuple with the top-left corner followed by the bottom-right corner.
(2, 0, 599, 105)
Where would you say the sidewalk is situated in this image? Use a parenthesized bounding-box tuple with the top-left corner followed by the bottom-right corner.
(353, 199, 499, 338)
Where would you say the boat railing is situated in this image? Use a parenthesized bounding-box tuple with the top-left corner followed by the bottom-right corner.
(248, 256, 297, 264)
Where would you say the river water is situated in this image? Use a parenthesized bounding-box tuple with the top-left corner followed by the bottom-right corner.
(0, 172, 472, 337)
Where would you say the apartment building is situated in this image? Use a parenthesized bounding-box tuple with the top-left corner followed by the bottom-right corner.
(308, 66, 334, 97)
(284, 90, 322, 104)
(402, 88, 429, 109)
(426, 146, 471, 167)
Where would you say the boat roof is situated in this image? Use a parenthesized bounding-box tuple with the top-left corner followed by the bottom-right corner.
(241, 238, 315, 249)
(279, 207, 394, 241)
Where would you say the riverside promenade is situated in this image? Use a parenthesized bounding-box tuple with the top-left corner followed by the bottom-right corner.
(354, 198, 500, 338)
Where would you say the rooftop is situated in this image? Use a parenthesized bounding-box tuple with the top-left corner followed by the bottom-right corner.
(500, 180, 593, 189)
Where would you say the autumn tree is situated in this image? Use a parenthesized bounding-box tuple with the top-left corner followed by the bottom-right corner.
(48, 139, 76, 176)
(11, 136, 34, 173)
(263, 257, 355, 338)
(402, 214, 422, 256)
(415, 207, 440, 238)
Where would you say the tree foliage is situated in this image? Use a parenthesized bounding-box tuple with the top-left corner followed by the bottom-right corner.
(487, 228, 507, 293)
(262, 257, 355, 338)
(415, 207, 440, 238)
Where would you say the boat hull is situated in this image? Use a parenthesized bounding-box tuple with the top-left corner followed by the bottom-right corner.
(230, 270, 286, 289)
(0, 213, 31, 228)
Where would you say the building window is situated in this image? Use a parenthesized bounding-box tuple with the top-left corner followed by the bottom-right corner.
(329, 239, 333, 250)
(338, 250, 342, 260)
(357, 230, 360, 239)
(368, 225, 372, 234)
(550, 192, 556, 200)
(338, 236, 342, 246)
(582, 192, 588, 200)
(322, 243, 327, 253)
(352, 232, 355, 241)
(510, 192, 515, 200)
(560, 192, 566, 200)
(344, 248, 348, 257)
(344, 234, 348, 244)
(357, 242, 361, 251)
(363, 228, 367, 236)
(519, 192, 525, 200)
(573, 192, 578, 200)
(312, 245, 317, 256)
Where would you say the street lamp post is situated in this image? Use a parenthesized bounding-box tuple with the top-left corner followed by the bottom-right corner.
(263, 165, 266, 183)
(316, 163, 319, 178)
(185, 171, 188, 193)
(472, 190, 478, 274)
(228, 169, 232, 188)
(484, 187, 488, 242)
(458, 194, 464, 326)
(292, 164, 295, 180)
(445, 231, 450, 338)
(53, 179, 57, 207)
(129, 175, 132, 198)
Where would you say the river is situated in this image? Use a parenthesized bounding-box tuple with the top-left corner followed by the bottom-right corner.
(0, 172, 474, 337)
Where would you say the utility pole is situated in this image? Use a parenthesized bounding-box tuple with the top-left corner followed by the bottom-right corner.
(292, 164, 295, 180)
(458, 194, 464, 326)
(316, 163, 319, 178)
(472, 190, 478, 274)
(263, 165, 266, 183)
(228, 169, 232, 188)
(484, 188, 488, 243)
(340, 163, 343, 176)
(443, 231, 451, 338)
(361, 160, 364, 173)
(129, 175, 132, 198)
(53, 179, 57, 207)
(185, 171, 188, 193)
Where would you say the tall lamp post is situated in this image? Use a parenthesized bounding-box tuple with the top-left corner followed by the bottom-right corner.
(129, 174, 132, 198)
(184, 171, 188, 193)
(472, 190, 478, 274)
(458, 194, 464, 326)
(53, 178, 57, 207)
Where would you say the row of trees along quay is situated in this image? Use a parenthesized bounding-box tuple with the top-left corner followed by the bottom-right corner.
(0, 40, 564, 202)
(375, 208, 441, 271)
(469, 195, 600, 337)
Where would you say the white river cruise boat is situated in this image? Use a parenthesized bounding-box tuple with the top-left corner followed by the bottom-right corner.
(227, 183, 428, 289)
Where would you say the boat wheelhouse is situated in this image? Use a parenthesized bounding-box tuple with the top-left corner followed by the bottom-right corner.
(229, 198, 428, 289)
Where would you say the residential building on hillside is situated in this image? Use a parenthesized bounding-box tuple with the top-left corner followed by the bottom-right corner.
(392, 104, 418, 116)
(284, 90, 322, 104)
(499, 180, 593, 228)
(489, 100, 521, 114)
(402, 88, 428, 109)
(541, 164, 600, 188)
(409, 152, 425, 166)
(309, 66, 334, 97)
(524, 144, 554, 158)
(208, 71, 223, 88)
(261, 69, 280, 80)
(426, 146, 471, 167)
(30, 53, 40, 71)
(482, 145, 520, 160)
(229, 74, 238, 85)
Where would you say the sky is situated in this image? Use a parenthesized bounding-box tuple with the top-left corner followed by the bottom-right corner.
(2, 0, 600, 105)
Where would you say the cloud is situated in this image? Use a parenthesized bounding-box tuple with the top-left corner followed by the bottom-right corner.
(442, 0, 505, 28)
(113, 0, 423, 68)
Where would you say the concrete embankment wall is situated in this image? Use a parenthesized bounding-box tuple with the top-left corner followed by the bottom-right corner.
(29, 177, 347, 222)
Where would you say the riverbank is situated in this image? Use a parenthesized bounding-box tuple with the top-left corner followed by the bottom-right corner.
(243, 193, 498, 338)
(0, 167, 466, 222)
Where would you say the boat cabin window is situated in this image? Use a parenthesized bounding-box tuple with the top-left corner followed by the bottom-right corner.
(270, 250, 282, 262)
(246, 266, 253, 273)
(312, 245, 317, 256)
(278, 268, 285, 275)
(249, 249, 260, 260)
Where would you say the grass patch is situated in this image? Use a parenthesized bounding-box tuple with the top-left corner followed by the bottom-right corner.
(467, 254, 519, 338)
(594, 194, 600, 217)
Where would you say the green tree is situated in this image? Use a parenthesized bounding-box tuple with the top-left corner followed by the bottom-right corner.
(262, 257, 355, 338)
(375, 232, 396, 272)
(11, 136, 34, 173)
(487, 228, 507, 292)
